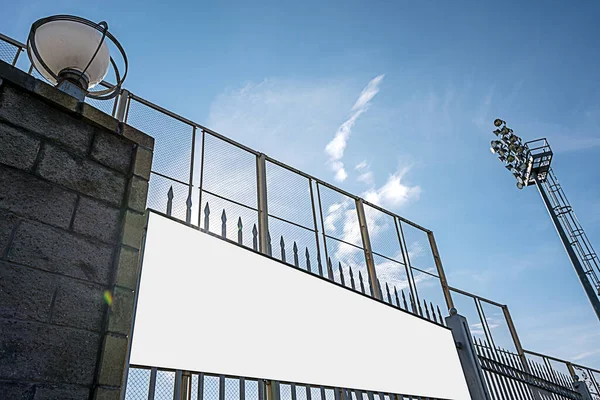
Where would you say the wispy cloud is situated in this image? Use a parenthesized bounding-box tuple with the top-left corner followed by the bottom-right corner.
(325, 75, 384, 182)
(355, 160, 374, 185)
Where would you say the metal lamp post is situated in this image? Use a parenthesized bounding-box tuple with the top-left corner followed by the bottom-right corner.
(489, 119, 600, 321)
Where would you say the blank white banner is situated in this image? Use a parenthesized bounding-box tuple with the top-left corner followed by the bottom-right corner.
(131, 213, 470, 399)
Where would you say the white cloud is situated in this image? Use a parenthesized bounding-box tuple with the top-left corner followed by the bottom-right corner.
(325, 74, 384, 182)
(363, 167, 422, 209)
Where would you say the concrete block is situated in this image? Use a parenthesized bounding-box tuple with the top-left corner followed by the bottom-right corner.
(107, 287, 135, 335)
(121, 211, 146, 249)
(0, 380, 34, 399)
(0, 165, 78, 229)
(93, 386, 121, 400)
(80, 102, 119, 133)
(0, 261, 55, 322)
(0, 318, 101, 385)
(34, 383, 90, 400)
(0, 86, 93, 155)
(0, 122, 40, 171)
(132, 146, 153, 180)
(51, 278, 105, 332)
(0, 210, 19, 255)
(114, 246, 140, 291)
(97, 334, 128, 386)
(91, 131, 134, 174)
(37, 144, 127, 206)
(121, 124, 154, 150)
(127, 176, 149, 213)
(8, 220, 114, 285)
(73, 196, 121, 243)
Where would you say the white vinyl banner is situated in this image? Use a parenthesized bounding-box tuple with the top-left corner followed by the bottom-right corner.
(131, 213, 470, 400)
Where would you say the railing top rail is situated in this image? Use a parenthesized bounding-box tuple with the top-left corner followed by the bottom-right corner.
(448, 285, 506, 308)
(524, 349, 600, 375)
(0, 32, 25, 49)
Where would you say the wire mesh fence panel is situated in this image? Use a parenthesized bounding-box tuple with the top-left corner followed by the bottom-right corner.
(450, 290, 488, 339)
(398, 221, 436, 274)
(148, 173, 193, 222)
(204, 375, 220, 400)
(372, 254, 410, 307)
(201, 132, 258, 209)
(85, 95, 117, 116)
(310, 386, 322, 400)
(317, 184, 361, 248)
(479, 302, 518, 354)
(245, 379, 259, 400)
(266, 161, 315, 229)
(296, 385, 308, 400)
(325, 237, 368, 289)
(268, 216, 319, 272)
(280, 384, 293, 400)
(155, 370, 176, 400)
(225, 377, 241, 400)
(363, 205, 404, 263)
(191, 374, 200, 400)
(124, 367, 150, 400)
(199, 191, 259, 249)
(127, 97, 194, 184)
(0, 40, 19, 65)
(411, 268, 446, 319)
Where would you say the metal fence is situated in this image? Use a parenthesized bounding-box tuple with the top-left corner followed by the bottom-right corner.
(125, 365, 452, 400)
(474, 341, 581, 400)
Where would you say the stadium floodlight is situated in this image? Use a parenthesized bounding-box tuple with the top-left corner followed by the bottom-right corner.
(489, 118, 600, 321)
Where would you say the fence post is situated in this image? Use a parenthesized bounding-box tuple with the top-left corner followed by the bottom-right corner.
(256, 154, 270, 255)
(427, 231, 454, 310)
(180, 371, 191, 400)
(445, 308, 492, 400)
(115, 89, 130, 122)
(573, 376, 594, 400)
(355, 198, 381, 300)
(265, 380, 280, 400)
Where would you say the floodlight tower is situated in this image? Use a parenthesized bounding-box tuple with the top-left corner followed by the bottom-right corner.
(490, 119, 600, 321)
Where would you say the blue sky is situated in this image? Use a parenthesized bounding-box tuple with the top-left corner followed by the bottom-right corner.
(4, 0, 600, 369)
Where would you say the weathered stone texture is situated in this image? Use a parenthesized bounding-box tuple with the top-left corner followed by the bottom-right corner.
(91, 131, 134, 174)
(0, 86, 93, 155)
(0, 165, 77, 229)
(97, 335, 128, 386)
(73, 196, 121, 243)
(50, 278, 105, 332)
(114, 246, 141, 291)
(37, 144, 127, 206)
(0, 319, 100, 385)
(0, 123, 40, 171)
(0, 262, 55, 322)
(8, 220, 114, 284)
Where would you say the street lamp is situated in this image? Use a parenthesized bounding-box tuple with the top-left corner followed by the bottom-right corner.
(490, 119, 600, 321)
(27, 15, 127, 101)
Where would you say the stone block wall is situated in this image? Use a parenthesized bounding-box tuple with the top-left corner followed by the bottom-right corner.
(0, 61, 153, 400)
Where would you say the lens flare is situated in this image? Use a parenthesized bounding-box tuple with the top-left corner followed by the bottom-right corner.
(103, 290, 113, 307)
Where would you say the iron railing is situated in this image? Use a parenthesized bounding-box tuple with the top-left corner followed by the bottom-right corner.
(474, 341, 581, 400)
(124, 365, 453, 400)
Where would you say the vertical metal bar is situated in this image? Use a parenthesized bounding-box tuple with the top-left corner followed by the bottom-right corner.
(475, 298, 495, 349)
(256, 154, 269, 255)
(355, 198, 381, 300)
(258, 380, 265, 400)
(266, 381, 280, 400)
(116, 89, 130, 122)
(197, 130, 206, 228)
(308, 178, 323, 271)
(427, 231, 455, 310)
(397, 220, 420, 305)
(240, 378, 246, 400)
(186, 126, 196, 225)
(198, 373, 205, 400)
(181, 371, 191, 400)
(219, 375, 225, 400)
(111, 92, 119, 117)
(11, 48, 21, 66)
(535, 175, 600, 320)
(393, 218, 417, 306)
(502, 306, 529, 371)
(174, 370, 183, 400)
(316, 183, 330, 271)
(148, 368, 157, 400)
